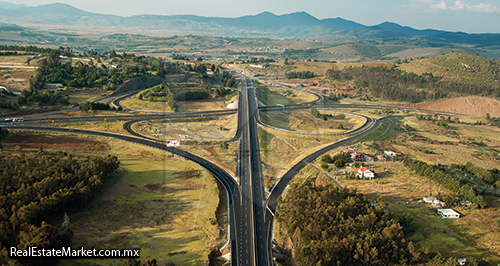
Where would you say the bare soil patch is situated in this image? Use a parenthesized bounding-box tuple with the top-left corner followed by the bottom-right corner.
(417, 96, 500, 117)
(3, 133, 110, 152)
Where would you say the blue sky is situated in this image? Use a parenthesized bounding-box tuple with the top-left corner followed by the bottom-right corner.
(9, 0, 500, 33)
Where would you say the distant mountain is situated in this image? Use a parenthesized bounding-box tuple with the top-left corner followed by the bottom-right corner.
(0, 22, 25, 32)
(0, 2, 498, 46)
(374, 22, 445, 37)
(0, 0, 25, 9)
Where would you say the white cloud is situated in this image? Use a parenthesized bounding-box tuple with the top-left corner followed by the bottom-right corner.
(450, 0, 465, 10)
(425, 0, 499, 13)
(467, 2, 498, 12)
(429, 0, 447, 10)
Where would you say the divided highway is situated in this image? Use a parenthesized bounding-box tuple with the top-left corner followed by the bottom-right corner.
(237, 77, 271, 266)
(2, 75, 424, 266)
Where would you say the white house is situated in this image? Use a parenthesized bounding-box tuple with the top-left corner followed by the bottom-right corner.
(356, 167, 375, 180)
(384, 151, 397, 158)
(437, 209, 460, 219)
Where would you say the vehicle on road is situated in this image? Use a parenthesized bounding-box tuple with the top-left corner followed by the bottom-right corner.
(12, 118, 24, 122)
(4, 118, 12, 121)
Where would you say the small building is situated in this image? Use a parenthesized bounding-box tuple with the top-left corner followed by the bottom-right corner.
(457, 258, 466, 266)
(423, 197, 437, 204)
(351, 151, 365, 161)
(376, 155, 386, 162)
(205, 71, 214, 75)
(366, 156, 374, 162)
(432, 199, 446, 208)
(437, 209, 460, 219)
(343, 148, 354, 153)
(249, 64, 264, 68)
(384, 151, 397, 158)
(356, 167, 375, 180)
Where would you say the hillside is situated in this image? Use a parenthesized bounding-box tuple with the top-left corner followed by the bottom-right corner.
(398, 52, 500, 89)
(417, 96, 500, 118)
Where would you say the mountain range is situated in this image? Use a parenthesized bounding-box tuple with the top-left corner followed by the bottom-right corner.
(0, 1, 499, 47)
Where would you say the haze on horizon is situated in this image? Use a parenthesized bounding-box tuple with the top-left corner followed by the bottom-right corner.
(5, 0, 500, 33)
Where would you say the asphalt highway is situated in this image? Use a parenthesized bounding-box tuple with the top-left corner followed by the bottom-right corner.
(1, 73, 445, 266)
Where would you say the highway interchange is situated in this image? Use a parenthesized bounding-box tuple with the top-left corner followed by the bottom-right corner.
(0, 74, 460, 266)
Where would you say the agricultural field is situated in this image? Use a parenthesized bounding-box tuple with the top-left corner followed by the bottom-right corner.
(0, 66, 34, 90)
(1, 130, 225, 266)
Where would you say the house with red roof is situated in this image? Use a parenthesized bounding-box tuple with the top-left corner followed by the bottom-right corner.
(351, 151, 365, 161)
(356, 167, 375, 180)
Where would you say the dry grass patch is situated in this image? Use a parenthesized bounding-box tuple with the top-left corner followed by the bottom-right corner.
(120, 94, 234, 113)
(132, 114, 237, 142)
(61, 121, 132, 136)
(66, 88, 113, 104)
(259, 126, 343, 181)
(260, 109, 365, 134)
(2, 132, 110, 152)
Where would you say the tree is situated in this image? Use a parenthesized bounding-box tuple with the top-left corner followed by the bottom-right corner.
(283, 58, 289, 65)
(321, 163, 329, 171)
(320, 154, 333, 164)
(311, 107, 321, 119)
(337, 123, 344, 130)
(219, 141, 228, 151)
(444, 194, 455, 207)
(226, 76, 236, 87)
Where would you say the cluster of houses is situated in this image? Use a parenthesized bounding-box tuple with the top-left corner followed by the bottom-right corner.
(423, 197, 461, 219)
(339, 148, 399, 180)
(342, 148, 397, 163)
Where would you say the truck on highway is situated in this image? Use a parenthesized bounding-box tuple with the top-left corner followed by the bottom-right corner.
(12, 118, 24, 122)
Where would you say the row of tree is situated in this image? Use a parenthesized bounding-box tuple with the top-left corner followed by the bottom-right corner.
(403, 155, 487, 208)
(320, 152, 352, 167)
(325, 66, 500, 102)
(138, 82, 178, 112)
(0, 151, 120, 265)
(285, 71, 315, 79)
(79, 102, 121, 112)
